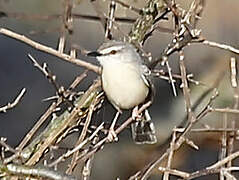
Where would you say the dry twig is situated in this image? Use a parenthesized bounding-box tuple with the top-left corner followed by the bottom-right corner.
(0, 88, 26, 113)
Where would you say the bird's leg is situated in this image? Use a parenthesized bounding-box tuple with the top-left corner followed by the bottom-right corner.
(107, 111, 120, 142)
(132, 106, 142, 121)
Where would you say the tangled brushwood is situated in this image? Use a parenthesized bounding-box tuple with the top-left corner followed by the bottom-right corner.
(0, 0, 239, 179)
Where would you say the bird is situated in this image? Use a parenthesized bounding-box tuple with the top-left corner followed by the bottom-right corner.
(88, 40, 157, 144)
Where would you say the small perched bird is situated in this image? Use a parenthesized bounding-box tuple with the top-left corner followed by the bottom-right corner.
(88, 41, 157, 144)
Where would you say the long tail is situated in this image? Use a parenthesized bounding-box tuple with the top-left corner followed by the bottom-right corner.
(131, 109, 157, 144)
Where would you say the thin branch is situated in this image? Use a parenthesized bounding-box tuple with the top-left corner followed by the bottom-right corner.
(15, 101, 61, 152)
(0, 11, 136, 23)
(158, 166, 239, 180)
(174, 127, 239, 133)
(152, 69, 204, 86)
(202, 40, 239, 55)
(0, 138, 17, 154)
(15, 72, 87, 155)
(47, 123, 104, 168)
(0, 88, 26, 113)
(81, 139, 96, 180)
(114, 0, 141, 14)
(208, 151, 239, 170)
(76, 101, 152, 164)
(28, 54, 63, 94)
(105, 0, 116, 40)
(0, 28, 100, 73)
(163, 131, 176, 180)
(179, 51, 193, 117)
(158, 166, 190, 178)
(66, 92, 102, 173)
(21, 79, 101, 166)
(230, 57, 237, 88)
(209, 107, 239, 114)
(0, 162, 77, 180)
(219, 113, 227, 180)
(131, 75, 221, 180)
(166, 60, 177, 96)
(129, 0, 167, 44)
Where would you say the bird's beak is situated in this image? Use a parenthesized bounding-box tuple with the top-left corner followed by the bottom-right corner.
(87, 51, 102, 57)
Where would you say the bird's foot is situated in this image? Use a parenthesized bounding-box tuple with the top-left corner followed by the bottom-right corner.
(132, 106, 142, 121)
(106, 111, 120, 142)
(107, 128, 118, 142)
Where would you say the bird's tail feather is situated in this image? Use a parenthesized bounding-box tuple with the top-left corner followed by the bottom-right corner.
(131, 110, 157, 144)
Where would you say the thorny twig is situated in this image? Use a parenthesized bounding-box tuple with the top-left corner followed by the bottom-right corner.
(28, 54, 63, 94)
(2, 0, 239, 179)
(47, 123, 104, 168)
(75, 101, 152, 164)
(0, 28, 100, 73)
(14, 71, 88, 155)
(66, 91, 103, 172)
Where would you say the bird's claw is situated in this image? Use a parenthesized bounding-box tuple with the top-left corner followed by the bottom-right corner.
(107, 128, 118, 142)
(132, 106, 142, 121)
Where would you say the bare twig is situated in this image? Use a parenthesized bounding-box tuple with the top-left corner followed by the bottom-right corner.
(157, 151, 239, 180)
(0, 88, 26, 113)
(163, 131, 176, 180)
(129, 0, 167, 44)
(158, 166, 190, 178)
(66, 92, 103, 173)
(48, 123, 104, 168)
(15, 72, 87, 155)
(81, 149, 95, 180)
(58, 0, 73, 54)
(174, 127, 239, 133)
(202, 40, 239, 55)
(114, 0, 141, 14)
(230, 57, 237, 88)
(21, 79, 101, 166)
(0, 137, 17, 154)
(158, 166, 239, 180)
(166, 60, 177, 96)
(28, 54, 63, 94)
(0, 28, 100, 73)
(208, 151, 239, 170)
(209, 107, 239, 114)
(105, 0, 116, 40)
(3, 1, 239, 180)
(152, 69, 204, 86)
(0, 162, 77, 180)
(219, 113, 227, 180)
(130, 69, 221, 180)
(15, 101, 61, 152)
(227, 57, 238, 173)
(76, 101, 152, 164)
(179, 51, 193, 118)
(0, 11, 136, 23)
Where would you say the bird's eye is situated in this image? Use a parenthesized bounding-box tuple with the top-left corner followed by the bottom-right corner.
(110, 50, 117, 54)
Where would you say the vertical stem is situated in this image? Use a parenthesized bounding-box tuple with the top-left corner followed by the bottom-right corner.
(105, 0, 116, 40)
(163, 131, 176, 180)
(219, 113, 227, 180)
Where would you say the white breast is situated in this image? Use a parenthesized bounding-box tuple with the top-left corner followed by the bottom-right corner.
(101, 60, 149, 110)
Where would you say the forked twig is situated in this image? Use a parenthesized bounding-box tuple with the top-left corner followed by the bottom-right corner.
(0, 28, 100, 73)
(0, 88, 26, 113)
